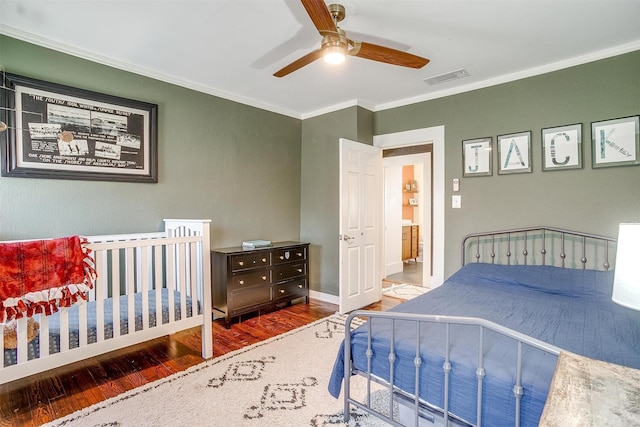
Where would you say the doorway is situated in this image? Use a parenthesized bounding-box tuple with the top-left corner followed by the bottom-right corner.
(382, 146, 432, 287)
(374, 125, 445, 288)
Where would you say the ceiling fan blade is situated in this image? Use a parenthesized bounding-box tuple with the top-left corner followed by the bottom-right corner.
(274, 49, 324, 77)
(301, 0, 337, 35)
(350, 41, 429, 69)
(346, 31, 411, 52)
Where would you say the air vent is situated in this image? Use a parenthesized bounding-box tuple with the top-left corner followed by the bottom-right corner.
(423, 68, 469, 85)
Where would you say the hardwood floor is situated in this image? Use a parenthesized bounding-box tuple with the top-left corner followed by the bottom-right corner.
(0, 297, 399, 427)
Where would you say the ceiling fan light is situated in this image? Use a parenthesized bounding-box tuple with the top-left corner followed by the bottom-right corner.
(324, 46, 346, 64)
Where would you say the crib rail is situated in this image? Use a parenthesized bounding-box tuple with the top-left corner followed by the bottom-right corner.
(1, 219, 211, 385)
(462, 226, 616, 271)
(343, 311, 562, 427)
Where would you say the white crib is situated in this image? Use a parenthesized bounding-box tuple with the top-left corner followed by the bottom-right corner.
(0, 219, 212, 385)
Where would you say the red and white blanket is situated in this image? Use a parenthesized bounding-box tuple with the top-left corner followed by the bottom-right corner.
(0, 236, 96, 323)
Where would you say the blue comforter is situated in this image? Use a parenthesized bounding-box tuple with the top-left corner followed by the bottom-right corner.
(328, 263, 640, 426)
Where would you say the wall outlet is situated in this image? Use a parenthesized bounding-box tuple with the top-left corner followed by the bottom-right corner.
(452, 195, 461, 209)
(453, 178, 460, 192)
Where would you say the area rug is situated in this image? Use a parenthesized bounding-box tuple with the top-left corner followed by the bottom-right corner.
(43, 314, 393, 427)
(382, 283, 429, 300)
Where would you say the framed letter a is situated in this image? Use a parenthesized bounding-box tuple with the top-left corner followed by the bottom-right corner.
(497, 131, 532, 175)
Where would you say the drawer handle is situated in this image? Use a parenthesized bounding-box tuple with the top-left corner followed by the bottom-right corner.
(279, 289, 285, 294)
(239, 280, 244, 285)
(297, 269, 303, 273)
(297, 284, 303, 289)
(261, 275, 267, 281)
(261, 258, 267, 263)
(297, 252, 302, 257)
(238, 261, 244, 266)
(279, 256, 284, 260)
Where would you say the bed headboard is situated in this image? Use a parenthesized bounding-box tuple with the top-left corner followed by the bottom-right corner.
(462, 226, 617, 271)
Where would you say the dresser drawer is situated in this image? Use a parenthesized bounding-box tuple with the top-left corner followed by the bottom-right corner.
(273, 279, 307, 301)
(273, 246, 306, 265)
(229, 269, 271, 290)
(230, 253, 271, 271)
(211, 242, 309, 328)
(229, 287, 271, 314)
(273, 263, 306, 282)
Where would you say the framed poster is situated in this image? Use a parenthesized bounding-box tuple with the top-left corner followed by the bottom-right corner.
(591, 116, 640, 169)
(462, 137, 492, 177)
(1, 73, 158, 182)
(541, 123, 582, 171)
(497, 131, 532, 174)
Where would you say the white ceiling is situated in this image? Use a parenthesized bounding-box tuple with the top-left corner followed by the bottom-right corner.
(1, 0, 639, 119)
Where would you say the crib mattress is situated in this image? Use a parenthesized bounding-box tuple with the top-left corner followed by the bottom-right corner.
(4, 289, 196, 366)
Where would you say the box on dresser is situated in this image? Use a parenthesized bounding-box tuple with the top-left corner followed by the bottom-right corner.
(211, 241, 309, 328)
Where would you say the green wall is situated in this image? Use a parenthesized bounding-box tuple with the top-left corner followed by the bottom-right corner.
(375, 51, 640, 279)
(300, 106, 373, 297)
(2, 34, 639, 296)
(0, 35, 302, 248)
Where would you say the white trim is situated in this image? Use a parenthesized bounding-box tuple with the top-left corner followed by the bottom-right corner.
(309, 289, 339, 305)
(0, 26, 302, 120)
(300, 99, 365, 120)
(4, 24, 637, 119)
(375, 42, 640, 112)
(374, 126, 445, 287)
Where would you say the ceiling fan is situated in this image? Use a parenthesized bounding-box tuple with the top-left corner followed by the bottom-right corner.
(274, 0, 430, 77)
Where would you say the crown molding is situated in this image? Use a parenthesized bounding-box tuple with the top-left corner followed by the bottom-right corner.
(3, 25, 639, 120)
(0, 26, 303, 119)
(374, 41, 640, 112)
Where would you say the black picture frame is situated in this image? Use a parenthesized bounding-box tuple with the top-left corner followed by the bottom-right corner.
(1, 73, 158, 182)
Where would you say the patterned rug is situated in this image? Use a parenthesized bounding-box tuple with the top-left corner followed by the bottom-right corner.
(43, 314, 392, 427)
(382, 283, 430, 300)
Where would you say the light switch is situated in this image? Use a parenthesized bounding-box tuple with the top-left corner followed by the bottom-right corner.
(452, 195, 461, 209)
(453, 178, 460, 192)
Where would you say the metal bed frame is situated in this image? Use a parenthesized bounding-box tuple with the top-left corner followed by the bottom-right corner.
(462, 226, 615, 271)
(341, 226, 616, 427)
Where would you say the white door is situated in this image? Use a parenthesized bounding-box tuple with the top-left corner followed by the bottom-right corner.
(383, 163, 403, 276)
(339, 138, 382, 314)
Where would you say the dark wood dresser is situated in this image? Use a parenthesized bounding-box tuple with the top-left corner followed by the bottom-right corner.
(211, 241, 309, 328)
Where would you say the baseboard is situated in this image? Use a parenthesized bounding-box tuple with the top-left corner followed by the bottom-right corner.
(385, 261, 404, 276)
(309, 289, 339, 305)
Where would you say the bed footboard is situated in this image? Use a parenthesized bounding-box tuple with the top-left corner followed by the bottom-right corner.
(1, 219, 212, 385)
(343, 310, 561, 427)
